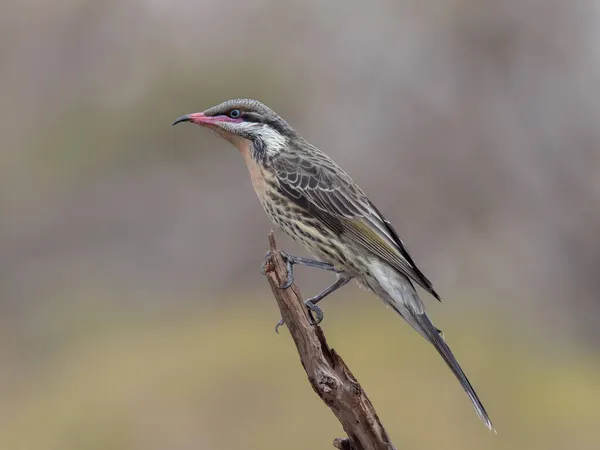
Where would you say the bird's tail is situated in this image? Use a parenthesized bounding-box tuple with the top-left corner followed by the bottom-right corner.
(412, 310, 495, 432)
(368, 263, 495, 431)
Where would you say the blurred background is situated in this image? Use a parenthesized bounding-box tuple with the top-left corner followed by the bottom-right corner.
(1, 1, 599, 449)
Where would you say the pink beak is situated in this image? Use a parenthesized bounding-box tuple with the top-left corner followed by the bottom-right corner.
(172, 112, 241, 126)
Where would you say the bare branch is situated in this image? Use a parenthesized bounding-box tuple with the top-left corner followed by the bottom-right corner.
(263, 232, 396, 450)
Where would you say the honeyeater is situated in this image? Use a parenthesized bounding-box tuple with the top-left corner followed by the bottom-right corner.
(173, 99, 494, 431)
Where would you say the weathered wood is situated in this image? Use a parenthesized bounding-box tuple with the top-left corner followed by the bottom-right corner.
(262, 232, 396, 450)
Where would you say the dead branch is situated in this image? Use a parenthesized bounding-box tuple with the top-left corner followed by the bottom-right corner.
(262, 232, 396, 450)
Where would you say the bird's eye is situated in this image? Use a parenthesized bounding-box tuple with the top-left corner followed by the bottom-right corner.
(229, 109, 241, 118)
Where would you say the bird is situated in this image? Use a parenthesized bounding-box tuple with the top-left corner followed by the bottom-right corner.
(173, 98, 494, 431)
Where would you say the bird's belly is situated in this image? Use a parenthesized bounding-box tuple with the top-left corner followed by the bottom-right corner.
(261, 200, 369, 275)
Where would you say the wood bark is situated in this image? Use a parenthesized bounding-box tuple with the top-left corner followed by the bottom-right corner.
(262, 232, 396, 450)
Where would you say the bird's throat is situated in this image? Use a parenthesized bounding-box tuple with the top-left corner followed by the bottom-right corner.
(238, 139, 269, 198)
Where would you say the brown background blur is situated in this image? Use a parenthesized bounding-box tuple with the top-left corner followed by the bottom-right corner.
(1, 1, 599, 449)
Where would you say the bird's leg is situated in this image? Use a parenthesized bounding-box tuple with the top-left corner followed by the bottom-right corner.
(278, 250, 344, 289)
(261, 250, 343, 289)
(261, 250, 348, 332)
(304, 275, 352, 325)
(275, 274, 352, 333)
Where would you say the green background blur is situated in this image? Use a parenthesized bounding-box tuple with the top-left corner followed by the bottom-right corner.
(2, 1, 600, 449)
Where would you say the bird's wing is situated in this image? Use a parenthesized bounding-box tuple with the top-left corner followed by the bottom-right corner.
(271, 150, 440, 300)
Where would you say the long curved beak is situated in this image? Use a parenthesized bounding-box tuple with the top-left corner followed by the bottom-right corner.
(172, 112, 213, 126)
(172, 112, 241, 126)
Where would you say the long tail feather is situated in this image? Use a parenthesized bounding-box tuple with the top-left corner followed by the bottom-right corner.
(368, 262, 495, 431)
(414, 312, 495, 432)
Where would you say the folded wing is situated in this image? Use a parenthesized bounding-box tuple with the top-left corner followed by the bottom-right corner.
(271, 149, 440, 300)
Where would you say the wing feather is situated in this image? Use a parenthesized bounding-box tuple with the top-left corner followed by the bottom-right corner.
(272, 149, 440, 300)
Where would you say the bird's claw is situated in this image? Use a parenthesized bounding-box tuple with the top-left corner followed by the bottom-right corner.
(263, 250, 333, 331)
(274, 317, 285, 333)
(273, 300, 323, 333)
(278, 251, 295, 289)
(305, 300, 324, 325)
(260, 250, 274, 275)
(260, 250, 295, 288)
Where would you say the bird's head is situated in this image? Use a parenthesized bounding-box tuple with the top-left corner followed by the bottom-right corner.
(173, 99, 296, 158)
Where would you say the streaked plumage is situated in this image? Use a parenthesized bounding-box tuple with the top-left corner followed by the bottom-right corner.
(173, 99, 494, 431)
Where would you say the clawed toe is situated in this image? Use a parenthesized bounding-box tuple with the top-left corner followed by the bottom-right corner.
(277, 252, 295, 289)
(274, 317, 285, 333)
(260, 251, 273, 275)
(260, 250, 295, 288)
(305, 300, 324, 325)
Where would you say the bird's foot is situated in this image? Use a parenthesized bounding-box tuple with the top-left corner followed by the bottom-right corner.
(262, 251, 343, 332)
(260, 250, 275, 275)
(274, 317, 285, 333)
(262, 250, 340, 289)
(277, 251, 296, 289)
(260, 250, 295, 289)
(305, 299, 324, 325)
(273, 299, 323, 334)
